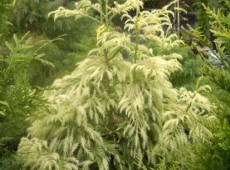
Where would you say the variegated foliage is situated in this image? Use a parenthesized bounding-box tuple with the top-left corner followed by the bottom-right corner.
(18, 0, 215, 169)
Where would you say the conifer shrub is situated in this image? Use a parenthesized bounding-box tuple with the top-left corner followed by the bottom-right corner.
(198, 3, 230, 169)
(172, 1, 230, 169)
(0, 33, 55, 169)
(17, 1, 215, 169)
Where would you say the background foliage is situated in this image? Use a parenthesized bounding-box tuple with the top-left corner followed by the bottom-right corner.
(0, 33, 52, 169)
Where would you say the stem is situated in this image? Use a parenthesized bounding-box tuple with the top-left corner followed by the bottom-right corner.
(103, 50, 110, 89)
(134, 9, 140, 63)
(104, 50, 109, 66)
(108, 47, 121, 61)
(105, 0, 109, 27)
(185, 93, 196, 113)
(99, 0, 109, 27)
(177, 0, 180, 38)
(104, 50, 115, 139)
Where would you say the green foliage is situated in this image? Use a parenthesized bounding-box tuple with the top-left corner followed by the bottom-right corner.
(219, 0, 230, 15)
(192, 0, 210, 41)
(197, 67, 230, 170)
(175, 3, 230, 170)
(0, 0, 12, 40)
(203, 3, 230, 50)
(182, 24, 211, 47)
(11, 0, 62, 33)
(10, 0, 98, 40)
(169, 44, 202, 90)
(192, 0, 218, 42)
(201, 2, 230, 118)
(9, 0, 99, 87)
(18, 1, 215, 169)
(0, 33, 54, 168)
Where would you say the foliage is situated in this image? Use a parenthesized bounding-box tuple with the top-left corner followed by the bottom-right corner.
(0, 0, 12, 40)
(203, 2, 230, 50)
(143, 0, 196, 9)
(11, 0, 62, 33)
(198, 68, 230, 169)
(219, 0, 230, 15)
(192, 0, 218, 43)
(169, 44, 202, 90)
(17, 1, 215, 169)
(201, 2, 230, 115)
(9, 0, 99, 87)
(0, 33, 54, 168)
(149, 33, 202, 90)
(10, 0, 98, 41)
(176, 2, 230, 169)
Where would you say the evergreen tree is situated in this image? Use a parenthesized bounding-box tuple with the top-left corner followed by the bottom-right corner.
(18, 1, 215, 169)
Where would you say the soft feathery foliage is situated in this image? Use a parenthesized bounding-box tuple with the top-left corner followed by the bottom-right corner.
(2, 33, 55, 76)
(18, 1, 215, 169)
(0, 32, 54, 120)
(0, 33, 56, 169)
